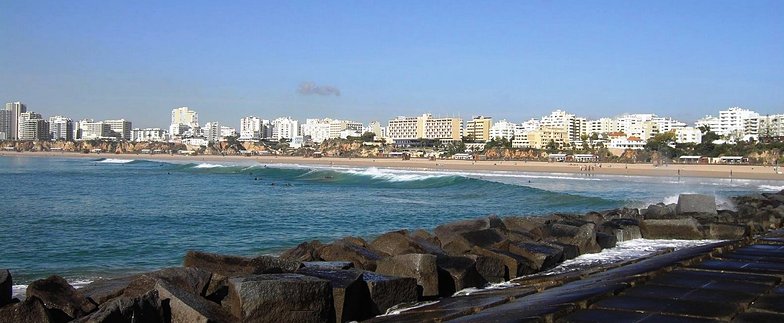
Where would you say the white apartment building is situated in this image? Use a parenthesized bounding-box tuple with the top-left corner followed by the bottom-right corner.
(387, 116, 420, 140)
(18, 112, 48, 141)
(540, 110, 586, 142)
(240, 116, 262, 140)
(608, 136, 646, 150)
(301, 119, 332, 143)
(104, 119, 132, 140)
(77, 119, 112, 140)
(131, 128, 168, 142)
(589, 118, 618, 135)
(203, 122, 221, 142)
(329, 119, 363, 139)
(674, 127, 703, 144)
(651, 116, 687, 132)
(695, 115, 720, 133)
(272, 117, 299, 141)
(364, 121, 386, 139)
(758, 114, 784, 137)
(719, 107, 759, 138)
(171, 107, 199, 127)
(1, 102, 27, 140)
(49, 116, 73, 141)
(387, 114, 462, 143)
(489, 119, 517, 140)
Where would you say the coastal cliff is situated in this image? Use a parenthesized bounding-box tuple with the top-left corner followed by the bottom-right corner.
(2, 192, 784, 322)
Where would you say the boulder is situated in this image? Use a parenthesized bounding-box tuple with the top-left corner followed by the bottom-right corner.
(642, 203, 676, 219)
(599, 218, 642, 242)
(79, 275, 139, 306)
(471, 255, 507, 283)
(370, 230, 445, 256)
(471, 247, 534, 280)
(225, 274, 333, 323)
(280, 240, 324, 262)
(596, 232, 618, 249)
(1, 269, 11, 307)
(501, 217, 547, 241)
(319, 241, 386, 271)
(545, 221, 601, 255)
(26, 275, 97, 320)
(641, 218, 704, 239)
(204, 273, 229, 304)
(600, 207, 642, 220)
(707, 223, 748, 239)
(75, 289, 164, 323)
(676, 194, 717, 215)
(0, 298, 54, 323)
(184, 251, 301, 277)
(155, 281, 235, 323)
(302, 261, 354, 270)
(123, 267, 213, 299)
(506, 241, 564, 271)
(360, 271, 418, 315)
(376, 254, 439, 298)
(297, 268, 372, 322)
(411, 229, 439, 246)
(436, 256, 486, 296)
(434, 216, 507, 249)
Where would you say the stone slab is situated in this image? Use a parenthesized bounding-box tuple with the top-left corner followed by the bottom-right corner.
(562, 308, 723, 323)
(750, 294, 784, 313)
(732, 312, 784, 323)
(621, 284, 757, 304)
(590, 295, 739, 320)
(694, 259, 784, 275)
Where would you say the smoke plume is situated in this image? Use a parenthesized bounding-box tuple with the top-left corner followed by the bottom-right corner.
(298, 82, 341, 96)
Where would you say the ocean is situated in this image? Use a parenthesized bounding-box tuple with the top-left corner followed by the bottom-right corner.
(1, 155, 781, 296)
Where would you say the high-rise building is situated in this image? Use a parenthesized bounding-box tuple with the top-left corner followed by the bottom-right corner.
(301, 119, 332, 143)
(171, 107, 199, 127)
(489, 120, 516, 140)
(540, 110, 586, 142)
(18, 112, 49, 141)
(387, 114, 462, 144)
(78, 119, 112, 140)
(49, 116, 74, 141)
(718, 107, 758, 138)
(364, 121, 386, 139)
(203, 122, 221, 142)
(272, 117, 299, 141)
(104, 119, 132, 140)
(465, 116, 493, 142)
(131, 128, 168, 142)
(239, 116, 262, 140)
(1, 102, 27, 140)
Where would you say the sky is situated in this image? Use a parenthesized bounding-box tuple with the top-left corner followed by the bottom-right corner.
(1, 0, 782, 128)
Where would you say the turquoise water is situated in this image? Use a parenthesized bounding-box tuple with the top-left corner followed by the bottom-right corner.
(0, 156, 780, 285)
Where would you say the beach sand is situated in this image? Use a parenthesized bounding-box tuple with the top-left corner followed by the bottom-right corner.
(3, 151, 783, 181)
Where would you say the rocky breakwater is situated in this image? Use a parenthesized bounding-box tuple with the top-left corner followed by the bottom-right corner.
(2, 192, 784, 322)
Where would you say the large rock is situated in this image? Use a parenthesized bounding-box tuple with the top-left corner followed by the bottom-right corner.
(506, 241, 564, 272)
(319, 241, 386, 271)
(79, 275, 139, 306)
(642, 203, 677, 219)
(184, 251, 301, 277)
(75, 289, 164, 323)
(599, 218, 642, 242)
(471, 247, 534, 280)
(123, 267, 213, 300)
(501, 217, 547, 241)
(155, 281, 235, 323)
(0, 298, 54, 323)
(641, 218, 704, 239)
(370, 230, 445, 256)
(280, 240, 323, 262)
(0, 269, 11, 307)
(471, 255, 507, 283)
(26, 275, 97, 321)
(360, 271, 418, 315)
(435, 216, 509, 254)
(297, 268, 372, 322)
(707, 223, 748, 239)
(676, 194, 717, 215)
(375, 254, 439, 298)
(545, 221, 601, 255)
(436, 256, 486, 296)
(225, 274, 333, 323)
(301, 261, 354, 270)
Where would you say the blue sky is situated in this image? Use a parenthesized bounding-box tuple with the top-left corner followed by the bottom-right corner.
(1, 1, 782, 128)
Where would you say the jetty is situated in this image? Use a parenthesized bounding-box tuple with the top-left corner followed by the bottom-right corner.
(2, 192, 784, 322)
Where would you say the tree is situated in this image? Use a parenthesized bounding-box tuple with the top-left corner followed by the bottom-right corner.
(360, 132, 376, 142)
(546, 140, 558, 153)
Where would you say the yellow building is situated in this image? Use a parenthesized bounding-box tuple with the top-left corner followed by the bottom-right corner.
(526, 127, 570, 149)
(465, 116, 492, 142)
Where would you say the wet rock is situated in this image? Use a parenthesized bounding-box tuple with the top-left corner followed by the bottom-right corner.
(435, 216, 508, 251)
(297, 268, 371, 322)
(471, 255, 507, 284)
(123, 267, 213, 299)
(184, 251, 301, 277)
(376, 254, 439, 298)
(302, 261, 354, 270)
(155, 281, 235, 323)
(0, 298, 54, 323)
(361, 271, 418, 315)
(642, 218, 704, 239)
(319, 240, 386, 271)
(436, 256, 486, 296)
(79, 275, 139, 306)
(225, 274, 333, 323)
(506, 241, 565, 271)
(501, 217, 547, 241)
(676, 194, 717, 215)
(601, 207, 642, 220)
(26, 275, 97, 321)
(1, 269, 11, 307)
(370, 230, 445, 256)
(75, 289, 164, 323)
(707, 223, 748, 239)
(545, 221, 601, 255)
(596, 232, 618, 249)
(600, 218, 642, 242)
(280, 240, 323, 262)
(471, 247, 534, 280)
(642, 203, 676, 219)
(411, 229, 439, 246)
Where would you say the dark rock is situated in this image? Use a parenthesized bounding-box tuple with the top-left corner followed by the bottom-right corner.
(370, 230, 445, 256)
(506, 241, 565, 271)
(0, 298, 54, 323)
(75, 289, 164, 323)
(280, 240, 323, 262)
(0, 269, 11, 307)
(676, 194, 717, 215)
(501, 217, 548, 241)
(600, 207, 642, 220)
(155, 281, 235, 323)
(26, 275, 97, 320)
(434, 216, 507, 249)
(297, 268, 372, 322)
(545, 221, 601, 254)
(302, 261, 354, 270)
(123, 267, 213, 299)
(599, 218, 642, 242)
(319, 240, 386, 271)
(411, 229, 439, 245)
(436, 256, 486, 296)
(79, 275, 139, 306)
(642, 203, 676, 219)
(225, 274, 333, 323)
(707, 223, 748, 239)
(376, 254, 439, 298)
(471, 255, 507, 283)
(184, 250, 301, 277)
(596, 232, 618, 249)
(204, 273, 229, 304)
(471, 247, 534, 280)
(641, 218, 704, 239)
(360, 271, 418, 315)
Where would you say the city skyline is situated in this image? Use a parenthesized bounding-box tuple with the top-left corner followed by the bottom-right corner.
(1, 1, 782, 127)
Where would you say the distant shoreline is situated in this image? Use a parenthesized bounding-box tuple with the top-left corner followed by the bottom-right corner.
(3, 150, 783, 181)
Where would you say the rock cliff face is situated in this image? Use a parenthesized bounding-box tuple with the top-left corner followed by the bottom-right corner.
(484, 148, 544, 160)
(1, 140, 187, 154)
(2, 192, 783, 322)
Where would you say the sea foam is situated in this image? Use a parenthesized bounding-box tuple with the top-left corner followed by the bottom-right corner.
(97, 158, 135, 164)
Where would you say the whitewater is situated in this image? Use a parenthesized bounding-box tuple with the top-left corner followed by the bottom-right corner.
(1, 156, 782, 297)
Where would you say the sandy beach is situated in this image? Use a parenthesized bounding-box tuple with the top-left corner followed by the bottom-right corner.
(3, 151, 783, 181)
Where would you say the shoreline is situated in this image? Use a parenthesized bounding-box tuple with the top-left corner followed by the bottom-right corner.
(3, 150, 784, 180)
